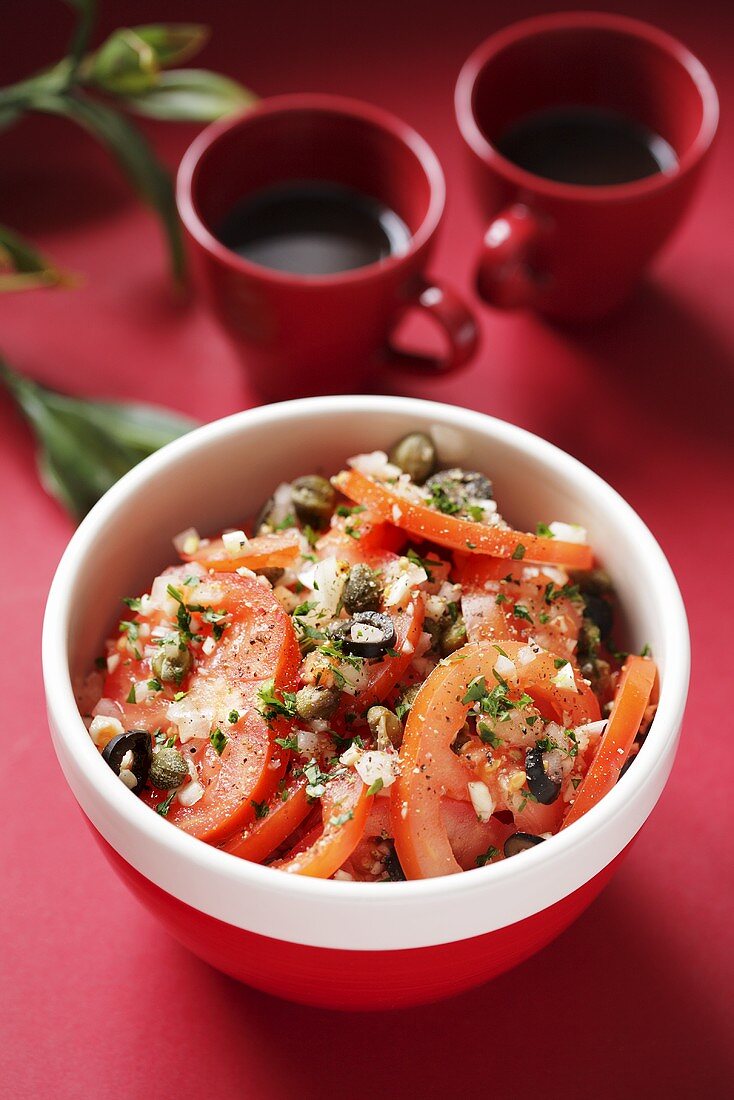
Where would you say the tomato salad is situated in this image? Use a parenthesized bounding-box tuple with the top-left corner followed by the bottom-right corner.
(77, 431, 657, 881)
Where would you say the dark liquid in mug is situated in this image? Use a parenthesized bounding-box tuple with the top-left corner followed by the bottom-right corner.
(216, 181, 411, 275)
(496, 106, 678, 186)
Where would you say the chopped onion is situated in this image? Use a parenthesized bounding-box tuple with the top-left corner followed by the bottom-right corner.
(222, 529, 249, 557)
(177, 780, 204, 807)
(495, 654, 517, 681)
(548, 521, 588, 544)
(467, 780, 494, 822)
(355, 750, 399, 790)
(173, 526, 200, 555)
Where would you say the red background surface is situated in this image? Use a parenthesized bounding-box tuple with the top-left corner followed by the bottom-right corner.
(1, 1, 732, 1096)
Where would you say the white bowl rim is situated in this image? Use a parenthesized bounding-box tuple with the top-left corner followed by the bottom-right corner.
(42, 395, 690, 950)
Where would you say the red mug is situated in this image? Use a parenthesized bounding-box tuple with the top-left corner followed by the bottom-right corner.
(177, 94, 478, 398)
(455, 12, 719, 320)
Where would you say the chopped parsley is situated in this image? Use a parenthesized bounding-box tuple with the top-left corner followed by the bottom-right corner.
(554, 658, 569, 669)
(274, 733, 300, 751)
(640, 643, 652, 658)
(302, 524, 319, 547)
(147, 678, 163, 693)
(511, 543, 526, 560)
(302, 759, 332, 800)
(536, 522, 554, 538)
(344, 524, 361, 539)
(406, 547, 434, 581)
(250, 799, 269, 819)
(155, 790, 176, 817)
(126, 683, 137, 704)
(257, 679, 298, 721)
(119, 619, 140, 642)
(122, 596, 142, 611)
(513, 604, 533, 623)
(476, 845, 500, 867)
(366, 778, 384, 796)
(328, 810, 354, 828)
(336, 503, 366, 517)
(274, 513, 296, 530)
(427, 484, 461, 515)
(210, 728, 228, 756)
(466, 503, 485, 523)
(477, 721, 502, 748)
(173, 690, 188, 702)
(228, 710, 240, 724)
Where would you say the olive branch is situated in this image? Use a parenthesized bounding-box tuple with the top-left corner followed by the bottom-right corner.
(0, 0, 256, 289)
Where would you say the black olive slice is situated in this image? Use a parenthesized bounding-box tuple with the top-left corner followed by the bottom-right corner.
(101, 729, 153, 794)
(525, 745, 562, 805)
(338, 612, 396, 658)
(503, 832, 545, 858)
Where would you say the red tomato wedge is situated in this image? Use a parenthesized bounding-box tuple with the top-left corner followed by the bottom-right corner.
(273, 770, 373, 877)
(459, 556, 583, 662)
(220, 775, 310, 862)
(561, 655, 656, 830)
(335, 468, 593, 568)
(392, 640, 600, 879)
(316, 510, 404, 564)
(182, 529, 301, 572)
(136, 572, 300, 843)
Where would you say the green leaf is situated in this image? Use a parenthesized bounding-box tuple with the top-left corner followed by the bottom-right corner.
(85, 28, 159, 96)
(0, 224, 76, 291)
(0, 359, 197, 519)
(124, 69, 255, 122)
(130, 25, 210, 68)
(29, 92, 184, 282)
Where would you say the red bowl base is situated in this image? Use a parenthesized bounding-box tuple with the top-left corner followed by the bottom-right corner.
(92, 829, 628, 1009)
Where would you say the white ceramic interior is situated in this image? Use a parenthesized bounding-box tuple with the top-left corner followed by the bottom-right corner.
(42, 396, 689, 951)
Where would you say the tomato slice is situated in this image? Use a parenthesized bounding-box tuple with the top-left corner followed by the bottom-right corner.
(440, 799, 515, 871)
(220, 774, 309, 862)
(335, 468, 593, 568)
(134, 572, 300, 843)
(391, 640, 600, 879)
(561, 655, 656, 829)
(272, 769, 373, 878)
(459, 556, 583, 662)
(183, 530, 301, 572)
(316, 509, 404, 564)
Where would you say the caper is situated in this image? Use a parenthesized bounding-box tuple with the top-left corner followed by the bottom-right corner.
(440, 614, 467, 656)
(367, 705, 403, 749)
(578, 617, 602, 660)
(396, 683, 421, 716)
(388, 431, 436, 484)
(291, 475, 336, 524)
(342, 563, 382, 614)
(152, 638, 192, 684)
(295, 684, 341, 721)
(426, 468, 494, 506)
(149, 746, 189, 790)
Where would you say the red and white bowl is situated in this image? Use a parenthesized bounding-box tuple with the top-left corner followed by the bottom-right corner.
(42, 397, 689, 1009)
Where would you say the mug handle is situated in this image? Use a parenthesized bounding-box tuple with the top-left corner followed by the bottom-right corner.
(385, 275, 479, 374)
(476, 203, 543, 310)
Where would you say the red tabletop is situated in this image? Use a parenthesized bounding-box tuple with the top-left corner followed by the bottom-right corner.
(1, 1, 732, 1096)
